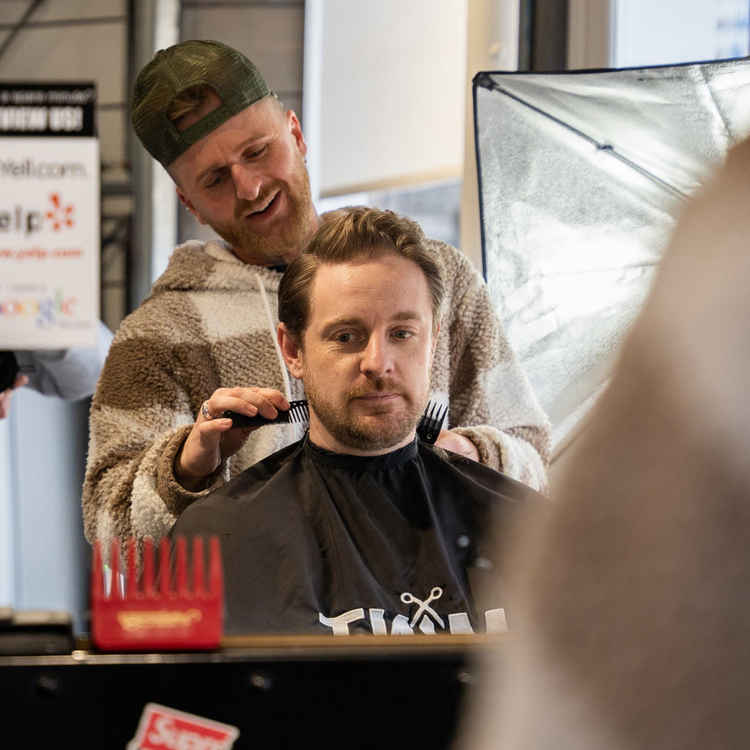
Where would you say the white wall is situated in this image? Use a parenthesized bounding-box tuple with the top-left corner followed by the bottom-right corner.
(316, 0, 467, 198)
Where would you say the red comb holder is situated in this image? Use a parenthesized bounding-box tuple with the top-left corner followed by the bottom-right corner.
(91, 535, 223, 651)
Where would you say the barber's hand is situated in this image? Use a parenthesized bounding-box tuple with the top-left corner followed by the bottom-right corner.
(175, 387, 290, 490)
(434, 429, 480, 462)
(0, 374, 29, 419)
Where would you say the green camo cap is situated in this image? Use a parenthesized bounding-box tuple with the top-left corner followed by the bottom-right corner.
(131, 39, 270, 168)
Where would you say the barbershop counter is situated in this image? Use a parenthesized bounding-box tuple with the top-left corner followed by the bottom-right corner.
(0, 633, 504, 748)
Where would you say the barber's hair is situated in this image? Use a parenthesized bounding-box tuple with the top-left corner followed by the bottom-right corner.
(279, 206, 444, 340)
(167, 84, 284, 131)
(166, 84, 212, 126)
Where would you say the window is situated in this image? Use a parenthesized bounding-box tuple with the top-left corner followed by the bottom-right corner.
(613, 0, 750, 67)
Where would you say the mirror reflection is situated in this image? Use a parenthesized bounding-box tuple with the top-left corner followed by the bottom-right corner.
(2, 0, 750, 650)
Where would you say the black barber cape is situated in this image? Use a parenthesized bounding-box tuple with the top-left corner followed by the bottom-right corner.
(171, 435, 542, 636)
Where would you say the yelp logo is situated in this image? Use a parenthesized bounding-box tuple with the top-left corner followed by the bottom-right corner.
(0, 192, 75, 234)
(46, 192, 74, 231)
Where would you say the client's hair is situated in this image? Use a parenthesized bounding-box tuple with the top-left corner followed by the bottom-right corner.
(278, 206, 444, 340)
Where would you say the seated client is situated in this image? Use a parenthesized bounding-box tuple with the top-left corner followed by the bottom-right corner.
(171, 206, 542, 636)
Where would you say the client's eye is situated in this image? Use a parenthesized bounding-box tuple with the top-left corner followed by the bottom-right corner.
(392, 329, 413, 340)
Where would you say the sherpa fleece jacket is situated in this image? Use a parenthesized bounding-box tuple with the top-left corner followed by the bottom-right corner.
(82, 238, 550, 544)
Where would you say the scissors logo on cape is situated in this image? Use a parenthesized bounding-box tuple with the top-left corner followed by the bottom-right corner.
(401, 587, 445, 629)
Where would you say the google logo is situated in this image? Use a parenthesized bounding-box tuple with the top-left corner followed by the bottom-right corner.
(0, 289, 77, 326)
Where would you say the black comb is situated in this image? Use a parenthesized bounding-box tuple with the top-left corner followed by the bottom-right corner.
(415, 401, 447, 444)
(223, 399, 309, 428)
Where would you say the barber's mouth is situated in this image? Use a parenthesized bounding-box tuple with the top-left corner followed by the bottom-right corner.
(245, 192, 281, 221)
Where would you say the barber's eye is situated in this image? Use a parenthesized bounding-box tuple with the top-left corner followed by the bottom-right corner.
(335, 332, 354, 343)
(246, 145, 267, 159)
(204, 173, 224, 189)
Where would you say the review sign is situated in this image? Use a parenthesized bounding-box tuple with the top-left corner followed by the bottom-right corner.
(0, 82, 99, 349)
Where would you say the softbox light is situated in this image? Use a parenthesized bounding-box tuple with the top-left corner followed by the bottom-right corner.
(474, 58, 750, 452)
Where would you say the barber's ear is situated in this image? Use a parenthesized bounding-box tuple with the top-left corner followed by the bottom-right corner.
(278, 323, 304, 379)
(176, 186, 206, 225)
(287, 110, 307, 157)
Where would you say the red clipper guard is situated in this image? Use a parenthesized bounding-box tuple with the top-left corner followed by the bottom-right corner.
(91, 535, 223, 651)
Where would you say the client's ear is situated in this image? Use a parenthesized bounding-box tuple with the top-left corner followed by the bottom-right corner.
(277, 323, 304, 379)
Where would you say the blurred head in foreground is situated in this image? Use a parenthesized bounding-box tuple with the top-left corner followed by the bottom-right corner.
(458, 135, 750, 749)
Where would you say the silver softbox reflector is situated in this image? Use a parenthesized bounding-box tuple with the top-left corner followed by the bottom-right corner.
(474, 58, 750, 452)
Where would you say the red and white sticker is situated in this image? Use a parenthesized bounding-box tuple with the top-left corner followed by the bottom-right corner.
(127, 703, 239, 750)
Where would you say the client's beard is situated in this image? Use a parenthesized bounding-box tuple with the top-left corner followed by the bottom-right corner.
(306, 376, 427, 452)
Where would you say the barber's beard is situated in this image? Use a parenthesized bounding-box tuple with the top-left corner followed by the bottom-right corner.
(304, 375, 427, 452)
(214, 157, 316, 265)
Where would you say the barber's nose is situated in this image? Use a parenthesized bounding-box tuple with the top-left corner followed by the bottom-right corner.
(231, 163, 262, 201)
(360, 334, 393, 376)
